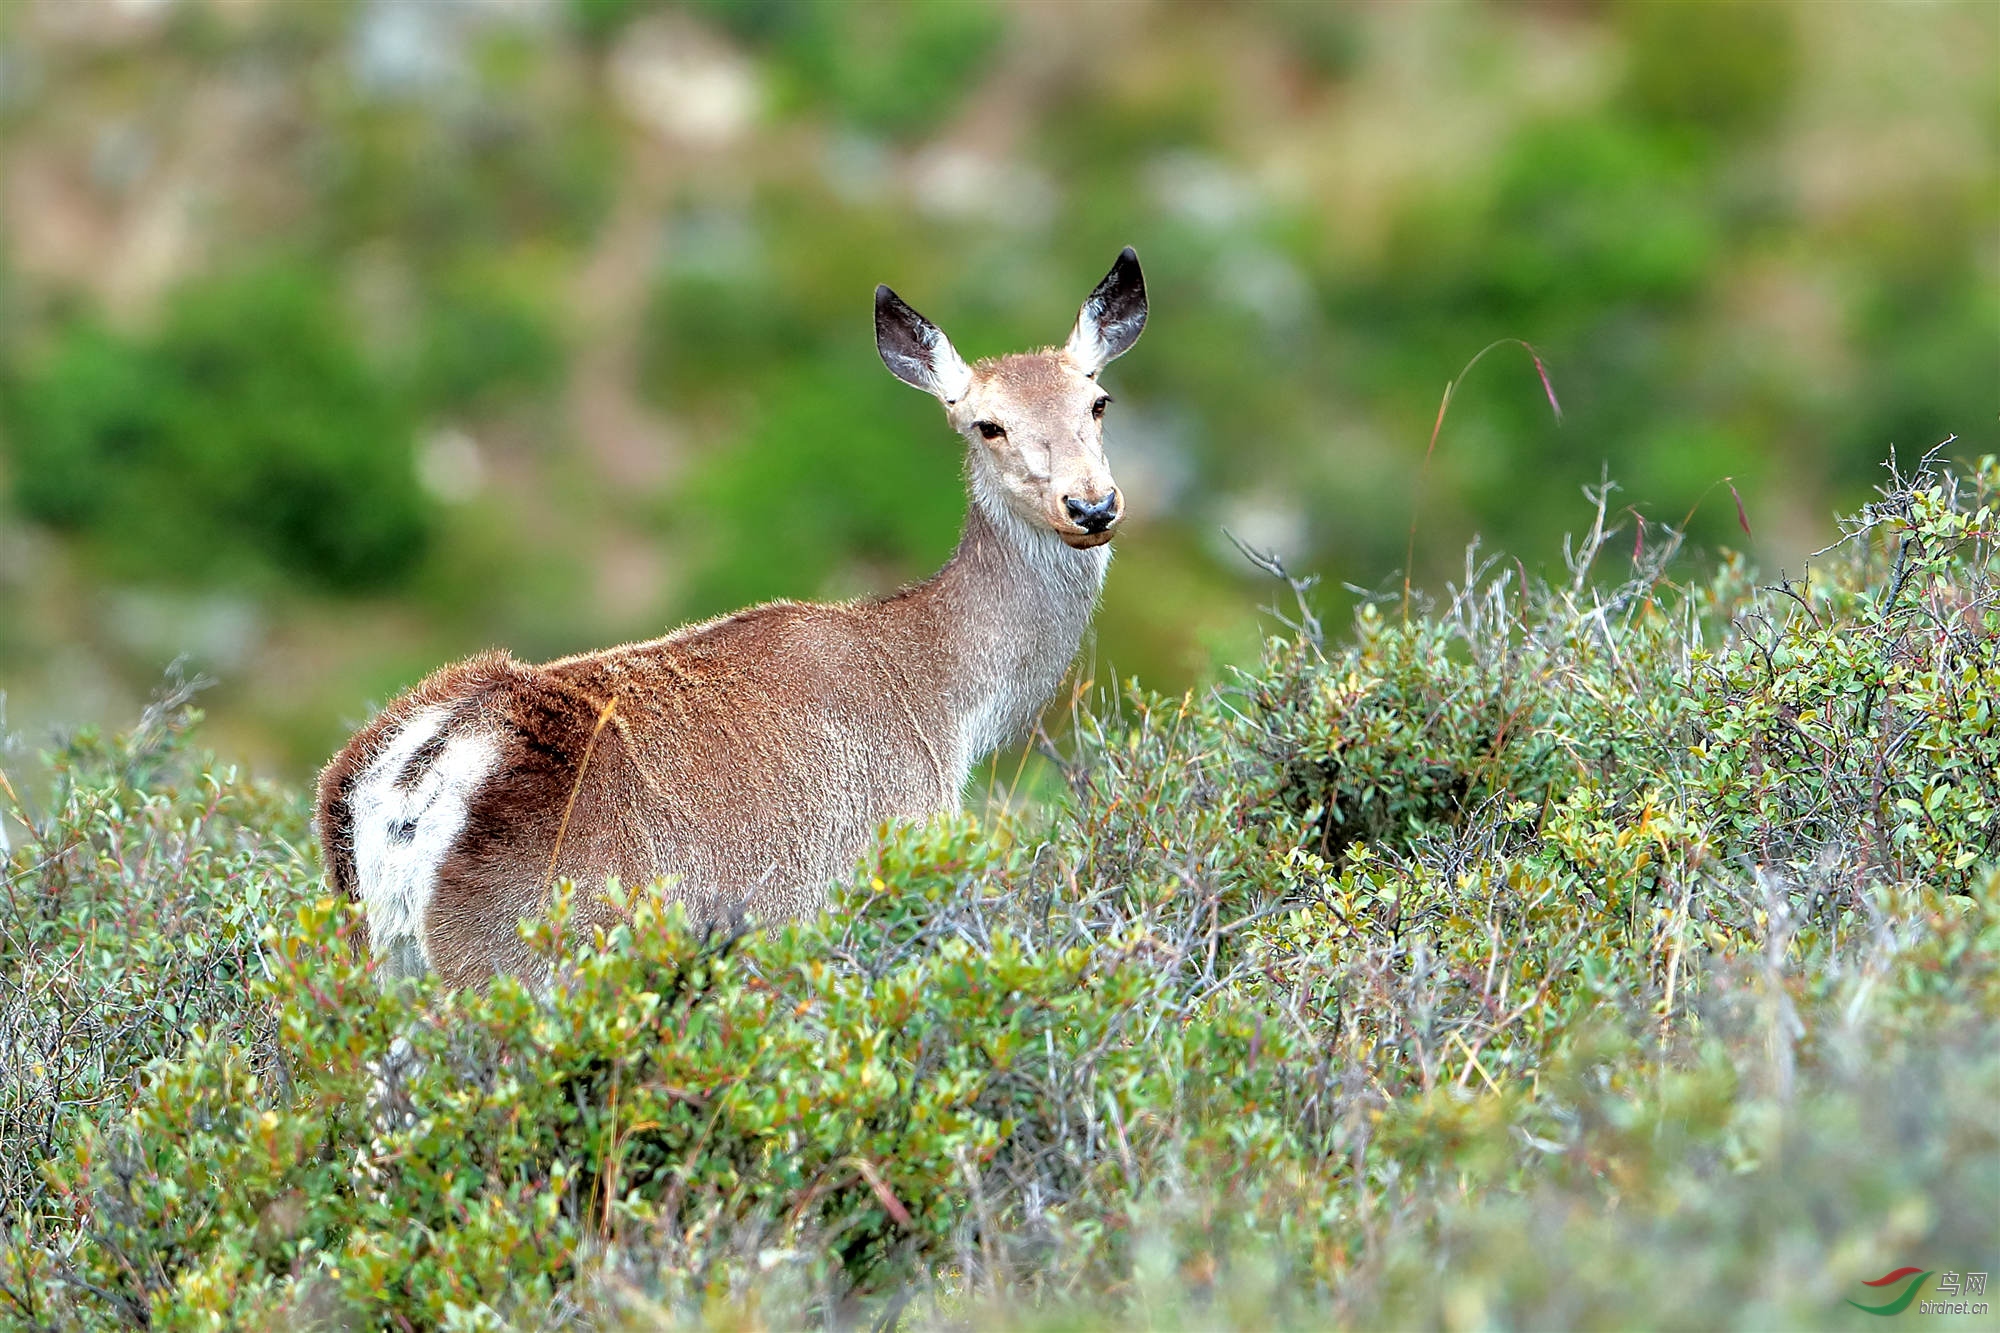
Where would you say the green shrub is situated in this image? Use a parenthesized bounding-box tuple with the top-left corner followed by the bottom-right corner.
(1244, 459, 2000, 898)
(580, 0, 1006, 135)
(415, 271, 567, 415)
(696, 0, 1007, 137)
(22, 823, 1291, 1327)
(673, 360, 964, 616)
(1618, 0, 1800, 142)
(3, 264, 430, 590)
(1, 452, 1994, 1328)
(0, 678, 312, 1287)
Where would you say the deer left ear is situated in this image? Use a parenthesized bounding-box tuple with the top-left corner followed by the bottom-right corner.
(1063, 246, 1147, 378)
(876, 285, 973, 404)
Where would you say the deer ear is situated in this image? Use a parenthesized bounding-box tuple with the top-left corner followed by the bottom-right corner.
(875, 285, 972, 404)
(1063, 246, 1147, 378)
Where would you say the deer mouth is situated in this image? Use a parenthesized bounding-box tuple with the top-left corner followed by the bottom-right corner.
(1057, 523, 1120, 550)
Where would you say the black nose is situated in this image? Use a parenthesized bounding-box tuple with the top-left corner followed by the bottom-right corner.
(1064, 489, 1120, 534)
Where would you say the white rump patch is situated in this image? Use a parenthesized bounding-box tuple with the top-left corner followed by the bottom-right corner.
(349, 705, 498, 976)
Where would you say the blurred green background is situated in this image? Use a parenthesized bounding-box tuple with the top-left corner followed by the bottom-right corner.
(1, 0, 1994, 782)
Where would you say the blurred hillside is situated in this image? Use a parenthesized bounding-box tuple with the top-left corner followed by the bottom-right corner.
(1, 0, 1995, 781)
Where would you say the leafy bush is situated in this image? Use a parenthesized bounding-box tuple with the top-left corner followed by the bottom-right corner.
(699, 0, 1007, 137)
(415, 270, 567, 415)
(3, 265, 430, 590)
(1253, 459, 2000, 896)
(674, 361, 964, 615)
(582, 0, 1005, 137)
(0, 453, 1993, 1328)
(0, 678, 311, 1297)
(1618, 0, 1800, 142)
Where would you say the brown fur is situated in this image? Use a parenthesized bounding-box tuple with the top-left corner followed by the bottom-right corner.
(315, 251, 1146, 986)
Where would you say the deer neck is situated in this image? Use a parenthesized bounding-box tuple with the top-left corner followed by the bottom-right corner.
(901, 483, 1109, 787)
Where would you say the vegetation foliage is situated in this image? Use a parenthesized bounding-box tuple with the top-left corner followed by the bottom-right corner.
(2, 0, 1992, 774)
(3, 265, 431, 591)
(1, 455, 1993, 1329)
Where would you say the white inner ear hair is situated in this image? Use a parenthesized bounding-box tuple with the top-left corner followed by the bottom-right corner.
(926, 326, 972, 403)
(1064, 307, 1111, 376)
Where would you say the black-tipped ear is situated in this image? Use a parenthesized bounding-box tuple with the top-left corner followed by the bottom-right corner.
(875, 284, 972, 403)
(1063, 246, 1147, 377)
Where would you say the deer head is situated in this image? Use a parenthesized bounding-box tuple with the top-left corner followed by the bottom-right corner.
(875, 248, 1147, 550)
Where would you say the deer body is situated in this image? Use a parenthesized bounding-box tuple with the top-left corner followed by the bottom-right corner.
(315, 250, 1147, 986)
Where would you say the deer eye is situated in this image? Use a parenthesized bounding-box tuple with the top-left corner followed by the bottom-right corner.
(1091, 395, 1112, 420)
(975, 421, 1005, 441)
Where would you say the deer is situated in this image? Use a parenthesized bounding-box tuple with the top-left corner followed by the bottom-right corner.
(314, 247, 1147, 987)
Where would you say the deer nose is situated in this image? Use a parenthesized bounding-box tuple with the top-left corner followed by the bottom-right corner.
(1064, 489, 1120, 534)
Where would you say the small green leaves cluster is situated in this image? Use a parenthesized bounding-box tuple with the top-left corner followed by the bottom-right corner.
(0, 678, 310, 1260)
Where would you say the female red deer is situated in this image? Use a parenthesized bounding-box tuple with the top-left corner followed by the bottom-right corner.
(315, 249, 1147, 986)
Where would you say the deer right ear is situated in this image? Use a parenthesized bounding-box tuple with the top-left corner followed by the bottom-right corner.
(1063, 246, 1147, 378)
(875, 285, 973, 404)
